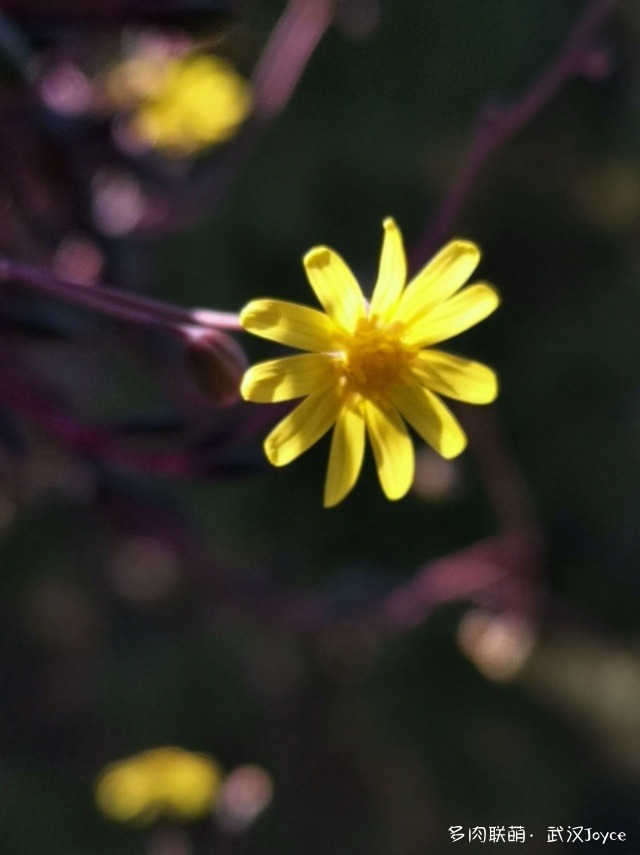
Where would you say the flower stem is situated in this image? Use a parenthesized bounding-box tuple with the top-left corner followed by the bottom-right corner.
(252, 0, 334, 119)
(0, 257, 242, 334)
(411, 0, 615, 269)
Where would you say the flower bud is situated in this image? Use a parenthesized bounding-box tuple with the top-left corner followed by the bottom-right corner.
(185, 329, 247, 407)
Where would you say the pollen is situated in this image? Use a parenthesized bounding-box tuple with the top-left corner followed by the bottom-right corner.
(339, 318, 415, 404)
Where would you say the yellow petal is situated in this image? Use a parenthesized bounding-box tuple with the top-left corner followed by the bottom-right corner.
(391, 382, 467, 459)
(303, 247, 366, 332)
(324, 399, 366, 508)
(411, 349, 498, 404)
(363, 400, 414, 500)
(394, 239, 481, 325)
(264, 386, 342, 467)
(369, 218, 407, 322)
(241, 353, 336, 403)
(402, 283, 500, 348)
(240, 299, 336, 352)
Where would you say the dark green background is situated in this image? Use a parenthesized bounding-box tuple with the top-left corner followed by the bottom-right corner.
(2, 1, 640, 852)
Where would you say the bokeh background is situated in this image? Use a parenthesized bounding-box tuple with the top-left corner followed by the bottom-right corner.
(1, 0, 640, 851)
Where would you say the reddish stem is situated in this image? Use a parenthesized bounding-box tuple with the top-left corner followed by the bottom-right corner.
(0, 257, 241, 334)
(252, 0, 334, 119)
(410, 0, 614, 269)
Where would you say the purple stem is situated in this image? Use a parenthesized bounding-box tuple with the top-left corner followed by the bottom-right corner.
(0, 377, 194, 475)
(198, 528, 542, 634)
(410, 0, 614, 269)
(252, 0, 334, 119)
(0, 257, 241, 335)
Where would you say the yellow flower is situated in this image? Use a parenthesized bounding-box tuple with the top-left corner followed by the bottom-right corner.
(109, 53, 251, 156)
(240, 219, 500, 507)
(95, 747, 223, 825)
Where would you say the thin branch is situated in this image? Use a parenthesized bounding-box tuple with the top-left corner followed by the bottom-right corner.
(411, 0, 614, 269)
(0, 257, 242, 334)
(252, 0, 334, 119)
(195, 529, 542, 633)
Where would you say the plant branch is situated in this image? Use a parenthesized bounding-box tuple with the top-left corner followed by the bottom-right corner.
(0, 257, 242, 335)
(410, 0, 615, 269)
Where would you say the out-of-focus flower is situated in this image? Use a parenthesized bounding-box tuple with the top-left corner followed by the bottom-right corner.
(95, 747, 223, 825)
(457, 610, 535, 682)
(240, 218, 500, 506)
(108, 49, 252, 157)
(412, 448, 463, 501)
(215, 765, 273, 833)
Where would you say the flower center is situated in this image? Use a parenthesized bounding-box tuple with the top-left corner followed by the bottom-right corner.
(338, 318, 415, 404)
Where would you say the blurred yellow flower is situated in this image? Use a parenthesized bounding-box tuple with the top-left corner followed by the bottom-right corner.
(95, 747, 223, 825)
(240, 219, 500, 507)
(109, 52, 251, 156)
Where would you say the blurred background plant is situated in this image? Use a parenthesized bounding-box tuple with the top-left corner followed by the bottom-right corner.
(0, 0, 639, 853)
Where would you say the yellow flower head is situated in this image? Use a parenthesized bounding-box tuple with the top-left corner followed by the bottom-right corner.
(240, 219, 500, 507)
(109, 52, 252, 157)
(95, 747, 223, 825)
